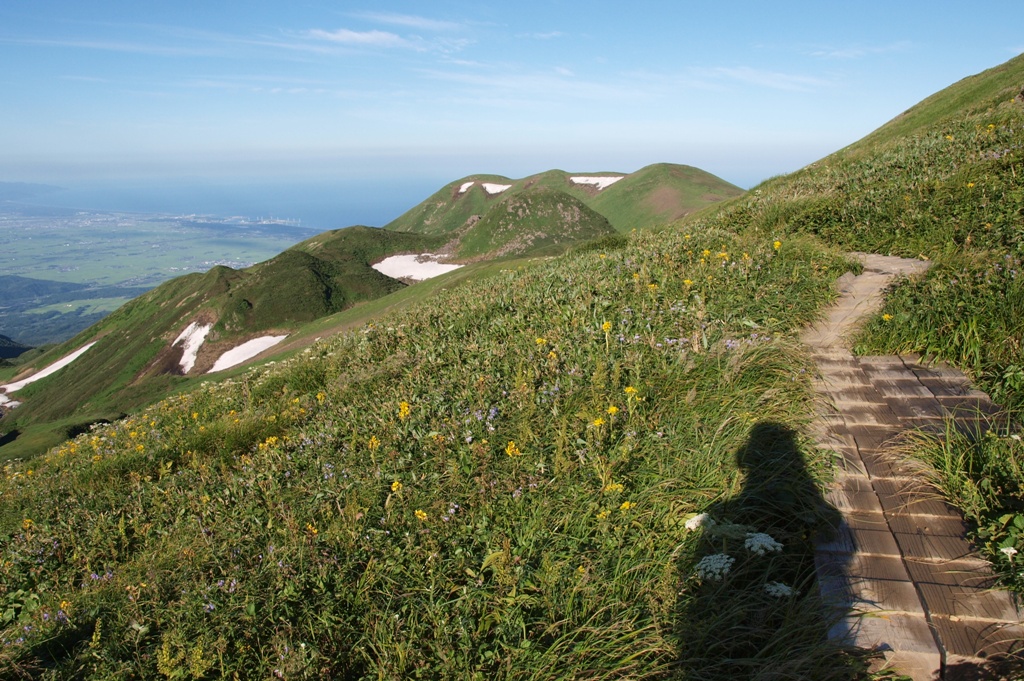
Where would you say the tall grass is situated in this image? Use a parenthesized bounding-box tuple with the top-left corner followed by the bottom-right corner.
(0, 228, 862, 678)
(896, 422, 1024, 592)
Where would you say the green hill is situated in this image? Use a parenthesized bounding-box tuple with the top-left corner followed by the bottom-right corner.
(589, 163, 744, 231)
(384, 174, 516, 236)
(0, 226, 443, 458)
(454, 187, 617, 259)
(3, 54, 1024, 678)
(386, 164, 742, 237)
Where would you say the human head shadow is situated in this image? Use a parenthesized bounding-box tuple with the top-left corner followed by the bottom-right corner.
(671, 421, 862, 679)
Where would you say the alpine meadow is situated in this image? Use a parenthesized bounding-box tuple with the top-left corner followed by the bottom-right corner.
(1, 49, 1024, 681)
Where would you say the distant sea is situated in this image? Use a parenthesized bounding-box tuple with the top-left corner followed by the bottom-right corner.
(10, 177, 442, 231)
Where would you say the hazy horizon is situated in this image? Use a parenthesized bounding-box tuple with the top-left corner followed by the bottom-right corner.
(4, 1, 1023, 195)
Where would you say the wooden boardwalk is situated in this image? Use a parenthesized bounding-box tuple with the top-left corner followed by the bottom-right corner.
(805, 254, 1022, 680)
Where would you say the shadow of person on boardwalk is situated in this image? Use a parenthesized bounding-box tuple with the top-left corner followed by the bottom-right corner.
(672, 421, 861, 679)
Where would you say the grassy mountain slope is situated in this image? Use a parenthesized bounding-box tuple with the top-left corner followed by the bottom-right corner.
(5, 54, 1024, 678)
(386, 164, 741, 237)
(590, 163, 744, 231)
(697, 53, 1024, 409)
(0, 226, 858, 679)
(0, 227, 443, 460)
(455, 187, 617, 259)
(384, 174, 515, 236)
(0, 162, 730, 461)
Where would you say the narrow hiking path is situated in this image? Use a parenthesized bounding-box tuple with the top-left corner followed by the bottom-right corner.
(804, 254, 1023, 681)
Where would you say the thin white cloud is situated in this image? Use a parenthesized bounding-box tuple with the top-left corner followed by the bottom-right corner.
(417, 66, 649, 105)
(0, 36, 219, 57)
(697, 66, 830, 92)
(809, 41, 912, 59)
(307, 28, 410, 48)
(518, 31, 564, 40)
(60, 75, 110, 83)
(351, 12, 464, 32)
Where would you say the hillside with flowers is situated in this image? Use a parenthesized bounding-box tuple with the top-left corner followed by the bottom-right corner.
(1, 53, 1023, 679)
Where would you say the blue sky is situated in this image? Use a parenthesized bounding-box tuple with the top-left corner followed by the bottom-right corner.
(2, 1, 1022, 189)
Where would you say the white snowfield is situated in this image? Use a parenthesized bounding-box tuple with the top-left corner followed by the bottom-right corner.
(458, 181, 475, 193)
(1, 342, 98, 393)
(570, 176, 624, 190)
(173, 322, 212, 374)
(481, 183, 512, 194)
(372, 254, 463, 281)
(0, 393, 18, 408)
(208, 335, 288, 373)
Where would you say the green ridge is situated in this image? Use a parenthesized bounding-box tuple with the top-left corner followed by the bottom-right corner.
(455, 186, 617, 259)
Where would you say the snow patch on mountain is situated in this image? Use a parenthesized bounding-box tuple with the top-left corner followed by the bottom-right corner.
(173, 322, 212, 374)
(2, 342, 98, 393)
(208, 336, 288, 373)
(372, 254, 463, 282)
(570, 176, 624, 190)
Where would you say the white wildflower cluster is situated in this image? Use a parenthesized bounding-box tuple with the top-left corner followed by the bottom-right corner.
(744, 532, 783, 556)
(694, 553, 735, 581)
(685, 512, 714, 532)
(1000, 546, 1019, 559)
(764, 581, 797, 598)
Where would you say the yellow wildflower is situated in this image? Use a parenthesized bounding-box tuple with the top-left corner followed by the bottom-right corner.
(592, 417, 605, 428)
(22, 518, 33, 531)
(505, 441, 522, 457)
(607, 405, 619, 415)
(368, 435, 381, 451)
(602, 320, 612, 332)
(305, 523, 318, 536)
(547, 350, 558, 360)
(597, 510, 610, 520)
(683, 279, 693, 287)
(647, 283, 658, 291)
(773, 240, 782, 251)
(535, 337, 546, 346)
(316, 392, 326, 403)
(702, 249, 711, 257)
(620, 501, 633, 511)
(624, 386, 638, 396)
(399, 401, 411, 420)
(882, 314, 893, 321)
(391, 480, 403, 493)
(967, 182, 975, 188)
(415, 509, 428, 521)
(944, 134, 953, 140)
(604, 482, 624, 493)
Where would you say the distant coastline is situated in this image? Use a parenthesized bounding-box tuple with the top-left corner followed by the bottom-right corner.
(1, 176, 441, 232)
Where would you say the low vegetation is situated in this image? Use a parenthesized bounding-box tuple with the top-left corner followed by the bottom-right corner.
(3, 51, 1024, 678)
(0, 228, 867, 678)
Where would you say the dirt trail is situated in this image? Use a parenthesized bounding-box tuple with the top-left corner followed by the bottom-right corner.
(805, 254, 1022, 680)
